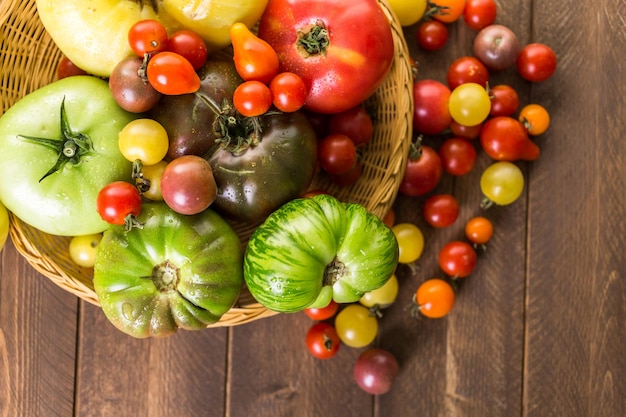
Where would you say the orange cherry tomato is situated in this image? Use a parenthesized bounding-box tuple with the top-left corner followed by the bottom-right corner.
(415, 278, 455, 318)
(230, 22, 279, 85)
(465, 216, 494, 245)
(431, 0, 466, 23)
(233, 80, 272, 117)
(519, 104, 551, 136)
(146, 52, 201, 95)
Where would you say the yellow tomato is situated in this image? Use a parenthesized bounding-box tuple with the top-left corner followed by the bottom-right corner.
(392, 223, 424, 264)
(0, 201, 9, 251)
(360, 274, 399, 309)
(69, 233, 103, 268)
(386, 0, 428, 27)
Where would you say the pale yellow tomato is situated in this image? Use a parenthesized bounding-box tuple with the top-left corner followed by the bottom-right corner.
(360, 274, 399, 309)
(69, 233, 103, 268)
(386, 0, 428, 27)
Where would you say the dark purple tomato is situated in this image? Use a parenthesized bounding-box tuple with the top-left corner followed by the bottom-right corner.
(109, 56, 161, 113)
(353, 348, 400, 395)
(160, 155, 217, 215)
(472, 24, 521, 71)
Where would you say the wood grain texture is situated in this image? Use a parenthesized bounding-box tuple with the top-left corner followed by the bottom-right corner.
(0, 0, 624, 416)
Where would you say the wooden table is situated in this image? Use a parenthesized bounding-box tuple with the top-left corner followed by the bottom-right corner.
(1, 1, 624, 416)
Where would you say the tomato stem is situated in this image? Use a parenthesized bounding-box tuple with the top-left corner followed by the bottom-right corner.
(151, 260, 180, 292)
(323, 257, 346, 287)
(408, 135, 424, 161)
(297, 20, 330, 57)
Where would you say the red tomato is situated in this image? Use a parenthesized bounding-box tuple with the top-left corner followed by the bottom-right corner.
(438, 241, 478, 278)
(128, 19, 169, 57)
(450, 120, 482, 140)
(233, 80, 273, 117)
(327, 105, 374, 147)
(416, 20, 449, 51)
(463, 0, 497, 30)
(305, 322, 340, 359)
(230, 22, 279, 84)
(480, 116, 540, 161)
(438, 138, 477, 176)
(318, 133, 357, 175)
(413, 80, 452, 135)
(304, 300, 339, 320)
(423, 194, 459, 228)
(329, 160, 362, 187)
(146, 52, 201, 95)
(96, 181, 142, 227)
(269, 72, 307, 112)
(57, 55, 88, 79)
(399, 145, 443, 197)
(447, 56, 490, 90)
(489, 84, 519, 117)
(516, 43, 558, 82)
(258, 0, 395, 114)
(167, 29, 208, 70)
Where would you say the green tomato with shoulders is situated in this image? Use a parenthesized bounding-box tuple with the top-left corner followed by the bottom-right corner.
(0, 75, 136, 236)
(244, 194, 399, 313)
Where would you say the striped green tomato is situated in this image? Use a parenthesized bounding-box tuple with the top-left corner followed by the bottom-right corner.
(243, 194, 399, 313)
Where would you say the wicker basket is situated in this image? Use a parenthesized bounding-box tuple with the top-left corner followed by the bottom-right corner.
(0, 0, 414, 327)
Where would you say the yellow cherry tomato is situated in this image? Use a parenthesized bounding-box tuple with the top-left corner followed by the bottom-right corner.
(360, 274, 399, 309)
(335, 304, 378, 348)
(118, 119, 169, 166)
(386, 0, 428, 27)
(392, 223, 424, 264)
(69, 233, 103, 268)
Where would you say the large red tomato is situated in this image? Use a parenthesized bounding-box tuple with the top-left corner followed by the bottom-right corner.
(258, 0, 395, 114)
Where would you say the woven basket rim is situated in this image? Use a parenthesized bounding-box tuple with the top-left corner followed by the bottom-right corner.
(2, 0, 414, 328)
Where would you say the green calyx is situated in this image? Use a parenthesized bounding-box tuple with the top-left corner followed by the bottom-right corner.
(18, 97, 94, 182)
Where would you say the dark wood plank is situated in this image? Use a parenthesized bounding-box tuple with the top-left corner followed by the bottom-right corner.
(0, 240, 78, 416)
(74, 302, 230, 417)
(523, 0, 626, 415)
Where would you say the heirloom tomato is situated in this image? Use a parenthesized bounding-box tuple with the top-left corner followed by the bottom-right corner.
(244, 194, 399, 313)
(93, 202, 243, 338)
(0, 76, 136, 236)
(257, 0, 395, 114)
(207, 110, 318, 223)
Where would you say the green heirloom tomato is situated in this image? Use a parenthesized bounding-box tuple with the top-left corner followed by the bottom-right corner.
(94, 202, 243, 338)
(244, 194, 399, 313)
(0, 76, 136, 236)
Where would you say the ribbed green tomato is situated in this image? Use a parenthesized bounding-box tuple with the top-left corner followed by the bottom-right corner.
(93, 202, 243, 338)
(243, 194, 399, 313)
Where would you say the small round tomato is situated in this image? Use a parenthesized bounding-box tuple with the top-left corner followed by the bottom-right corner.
(318, 133, 357, 176)
(138, 160, 168, 201)
(431, 0, 466, 23)
(465, 216, 494, 245)
(360, 274, 399, 310)
(415, 278, 455, 318)
(473, 24, 521, 71)
(463, 0, 497, 30)
(335, 304, 378, 348)
(160, 155, 217, 215)
(480, 161, 525, 206)
(128, 19, 169, 57)
(423, 194, 460, 228)
(399, 144, 443, 196)
(450, 121, 482, 140)
(387, 0, 428, 26)
(305, 322, 340, 359)
(438, 138, 477, 176)
(449, 82, 491, 127)
(438, 241, 477, 278)
(56, 55, 88, 79)
(68, 233, 103, 268)
(392, 223, 425, 264)
(96, 181, 143, 227)
(516, 43, 557, 82)
(109, 56, 162, 113)
(519, 104, 551, 135)
(146, 51, 201, 95)
(447, 56, 490, 90)
(118, 118, 169, 166)
(416, 20, 449, 51)
(489, 84, 519, 117)
(327, 106, 374, 147)
(167, 29, 208, 70)
(304, 299, 339, 321)
(413, 80, 452, 135)
(382, 208, 396, 228)
(269, 72, 307, 113)
(233, 80, 272, 117)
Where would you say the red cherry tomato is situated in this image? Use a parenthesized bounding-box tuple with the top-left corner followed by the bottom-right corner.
(318, 133, 357, 176)
(57, 55, 88, 79)
(96, 181, 142, 227)
(489, 84, 519, 117)
(146, 51, 201, 95)
(233, 80, 273, 117)
(516, 43, 558, 82)
(447, 56, 490, 90)
(416, 20, 449, 51)
(438, 138, 477, 176)
(413, 80, 452, 135)
(305, 322, 340, 360)
(438, 241, 478, 278)
(167, 29, 208, 70)
(399, 144, 443, 197)
(304, 300, 339, 321)
(463, 0, 497, 30)
(423, 194, 460, 228)
(128, 19, 169, 56)
(269, 72, 307, 113)
(449, 120, 482, 140)
(327, 105, 374, 147)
